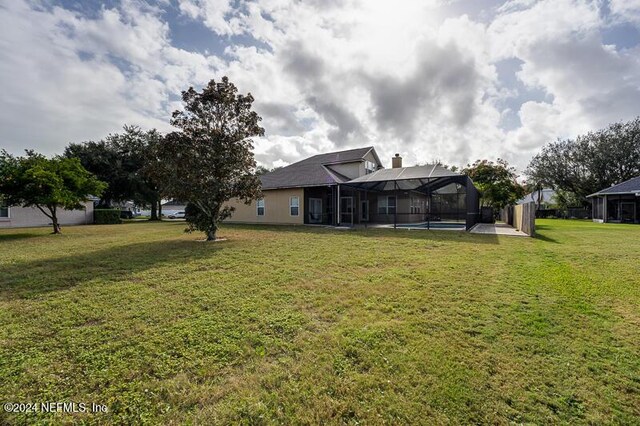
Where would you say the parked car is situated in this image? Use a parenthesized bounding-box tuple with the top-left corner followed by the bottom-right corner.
(168, 211, 186, 219)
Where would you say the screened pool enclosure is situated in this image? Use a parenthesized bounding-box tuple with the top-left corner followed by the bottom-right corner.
(301, 164, 481, 230)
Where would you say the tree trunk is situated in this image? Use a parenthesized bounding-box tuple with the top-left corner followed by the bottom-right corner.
(150, 201, 158, 221)
(206, 225, 217, 241)
(50, 206, 61, 234)
(36, 204, 61, 234)
(158, 201, 162, 220)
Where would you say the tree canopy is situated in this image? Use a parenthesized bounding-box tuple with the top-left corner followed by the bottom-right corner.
(65, 125, 163, 218)
(0, 150, 106, 234)
(463, 159, 525, 210)
(526, 117, 640, 204)
(149, 76, 264, 240)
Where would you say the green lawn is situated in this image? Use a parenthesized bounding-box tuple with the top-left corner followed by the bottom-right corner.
(1, 220, 639, 424)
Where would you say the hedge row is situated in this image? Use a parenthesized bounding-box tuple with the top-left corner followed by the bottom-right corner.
(94, 209, 122, 225)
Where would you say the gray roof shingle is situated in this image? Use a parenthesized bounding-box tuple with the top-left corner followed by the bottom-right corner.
(590, 176, 640, 196)
(260, 147, 375, 190)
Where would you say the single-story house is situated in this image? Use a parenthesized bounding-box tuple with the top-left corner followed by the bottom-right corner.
(588, 176, 640, 224)
(0, 200, 95, 229)
(517, 188, 556, 209)
(161, 200, 187, 215)
(225, 147, 481, 230)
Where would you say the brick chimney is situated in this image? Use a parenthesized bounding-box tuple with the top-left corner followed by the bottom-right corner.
(392, 153, 403, 168)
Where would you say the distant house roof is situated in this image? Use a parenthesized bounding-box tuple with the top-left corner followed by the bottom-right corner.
(588, 176, 640, 197)
(162, 199, 187, 206)
(517, 188, 556, 205)
(260, 147, 380, 190)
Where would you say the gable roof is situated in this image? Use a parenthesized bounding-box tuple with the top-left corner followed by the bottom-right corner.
(260, 147, 378, 190)
(588, 176, 640, 197)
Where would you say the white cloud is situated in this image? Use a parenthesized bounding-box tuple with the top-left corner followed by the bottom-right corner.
(0, 0, 221, 155)
(488, 0, 640, 166)
(1, 0, 639, 172)
(609, 0, 640, 23)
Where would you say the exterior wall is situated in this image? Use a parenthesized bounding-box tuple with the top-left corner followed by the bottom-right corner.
(327, 162, 362, 180)
(0, 202, 94, 229)
(225, 188, 305, 225)
(328, 151, 380, 179)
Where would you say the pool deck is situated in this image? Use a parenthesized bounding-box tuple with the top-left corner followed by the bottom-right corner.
(470, 223, 529, 237)
(370, 223, 466, 231)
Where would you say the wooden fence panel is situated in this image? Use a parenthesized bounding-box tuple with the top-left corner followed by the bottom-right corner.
(513, 202, 535, 236)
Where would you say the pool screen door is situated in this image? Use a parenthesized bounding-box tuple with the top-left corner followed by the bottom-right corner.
(340, 197, 353, 225)
(309, 198, 322, 223)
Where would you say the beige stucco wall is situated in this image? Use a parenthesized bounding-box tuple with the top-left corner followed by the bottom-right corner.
(0, 201, 94, 229)
(326, 151, 381, 180)
(224, 188, 304, 225)
(327, 162, 362, 179)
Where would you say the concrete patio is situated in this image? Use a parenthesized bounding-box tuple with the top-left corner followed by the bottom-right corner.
(470, 223, 529, 237)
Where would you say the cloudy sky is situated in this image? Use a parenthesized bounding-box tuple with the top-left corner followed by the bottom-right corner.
(1, 0, 639, 171)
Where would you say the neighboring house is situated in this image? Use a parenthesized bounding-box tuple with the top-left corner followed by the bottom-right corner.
(225, 147, 481, 230)
(161, 200, 187, 215)
(588, 176, 640, 224)
(0, 200, 95, 229)
(113, 200, 142, 215)
(517, 188, 556, 209)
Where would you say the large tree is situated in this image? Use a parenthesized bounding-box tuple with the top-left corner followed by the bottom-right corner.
(0, 150, 106, 234)
(65, 126, 163, 219)
(463, 159, 525, 210)
(526, 117, 640, 204)
(149, 77, 264, 240)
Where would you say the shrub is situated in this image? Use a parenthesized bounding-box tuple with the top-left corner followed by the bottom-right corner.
(94, 209, 122, 224)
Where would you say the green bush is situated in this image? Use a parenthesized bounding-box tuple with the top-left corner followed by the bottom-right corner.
(94, 209, 122, 224)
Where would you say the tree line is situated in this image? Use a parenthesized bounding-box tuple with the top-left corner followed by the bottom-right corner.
(526, 118, 640, 206)
(0, 77, 263, 239)
(1, 73, 638, 237)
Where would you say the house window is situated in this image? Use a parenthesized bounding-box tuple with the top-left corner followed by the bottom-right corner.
(0, 200, 8, 218)
(290, 196, 299, 216)
(378, 196, 396, 214)
(256, 199, 265, 216)
(365, 160, 376, 174)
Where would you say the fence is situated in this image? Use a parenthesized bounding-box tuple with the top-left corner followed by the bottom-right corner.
(501, 202, 535, 236)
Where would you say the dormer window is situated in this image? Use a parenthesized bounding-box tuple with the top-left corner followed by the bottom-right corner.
(365, 160, 376, 174)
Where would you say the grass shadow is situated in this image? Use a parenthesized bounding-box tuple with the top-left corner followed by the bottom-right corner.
(534, 232, 560, 244)
(221, 223, 501, 245)
(0, 232, 44, 242)
(0, 239, 226, 301)
(533, 225, 560, 244)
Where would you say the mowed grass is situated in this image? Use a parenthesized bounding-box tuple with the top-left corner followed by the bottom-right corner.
(0, 220, 639, 425)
